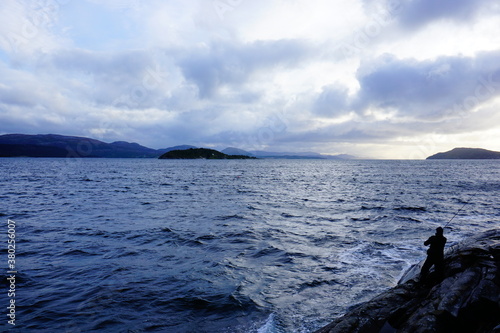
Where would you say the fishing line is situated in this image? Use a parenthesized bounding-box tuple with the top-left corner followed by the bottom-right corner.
(444, 188, 480, 229)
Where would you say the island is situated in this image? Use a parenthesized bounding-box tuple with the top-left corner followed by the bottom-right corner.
(427, 148, 500, 159)
(314, 229, 500, 333)
(158, 148, 257, 159)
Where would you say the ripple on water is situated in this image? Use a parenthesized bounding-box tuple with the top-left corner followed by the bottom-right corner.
(1, 159, 498, 332)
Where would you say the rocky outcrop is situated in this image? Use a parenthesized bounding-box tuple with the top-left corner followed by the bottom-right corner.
(315, 229, 500, 333)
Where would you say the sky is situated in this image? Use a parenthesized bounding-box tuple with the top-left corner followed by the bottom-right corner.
(1, 0, 499, 158)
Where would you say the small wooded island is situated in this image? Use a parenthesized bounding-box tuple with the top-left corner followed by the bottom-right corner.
(427, 148, 500, 159)
(158, 148, 256, 159)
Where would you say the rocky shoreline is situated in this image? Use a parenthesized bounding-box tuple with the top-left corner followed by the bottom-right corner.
(315, 229, 500, 333)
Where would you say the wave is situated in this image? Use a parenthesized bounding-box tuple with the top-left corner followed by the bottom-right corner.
(350, 217, 371, 221)
(361, 205, 385, 210)
(196, 234, 218, 241)
(166, 292, 261, 314)
(252, 246, 285, 258)
(60, 249, 98, 256)
(393, 206, 427, 212)
(216, 214, 246, 221)
(281, 212, 299, 218)
(297, 278, 341, 292)
(3, 159, 498, 333)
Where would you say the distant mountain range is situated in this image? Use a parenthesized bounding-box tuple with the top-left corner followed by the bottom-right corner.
(0, 134, 358, 159)
(427, 148, 500, 159)
(4, 134, 498, 160)
(222, 147, 357, 160)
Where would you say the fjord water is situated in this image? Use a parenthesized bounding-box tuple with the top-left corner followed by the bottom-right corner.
(1, 158, 499, 332)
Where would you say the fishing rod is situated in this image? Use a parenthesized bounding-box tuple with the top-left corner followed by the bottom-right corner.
(443, 189, 480, 229)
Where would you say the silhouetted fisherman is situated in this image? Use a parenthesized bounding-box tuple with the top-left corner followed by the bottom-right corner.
(420, 227, 447, 280)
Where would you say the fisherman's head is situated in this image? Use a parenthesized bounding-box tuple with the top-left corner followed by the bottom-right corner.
(436, 227, 444, 236)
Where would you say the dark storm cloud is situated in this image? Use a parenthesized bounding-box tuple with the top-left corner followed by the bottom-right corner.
(352, 50, 500, 119)
(177, 39, 312, 98)
(395, 0, 498, 28)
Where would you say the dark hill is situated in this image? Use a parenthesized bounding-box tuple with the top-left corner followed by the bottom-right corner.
(0, 134, 162, 158)
(427, 148, 500, 159)
(0, 143, 69, 157)
(159, 148, 256, 159)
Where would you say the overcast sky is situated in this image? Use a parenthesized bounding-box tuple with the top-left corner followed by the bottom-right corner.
(1, 0, 499, 158)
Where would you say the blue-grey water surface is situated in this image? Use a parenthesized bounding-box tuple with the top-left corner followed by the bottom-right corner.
(1, 158, 499, 332)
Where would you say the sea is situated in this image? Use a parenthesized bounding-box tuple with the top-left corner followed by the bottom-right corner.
(0, 158, 499, 332)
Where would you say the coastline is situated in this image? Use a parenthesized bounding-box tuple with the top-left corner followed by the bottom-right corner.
(314, 229, 500, 333)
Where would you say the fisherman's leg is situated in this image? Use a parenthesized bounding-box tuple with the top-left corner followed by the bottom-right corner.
(435, 258, 445, 278)
(420, 258, 433, 279)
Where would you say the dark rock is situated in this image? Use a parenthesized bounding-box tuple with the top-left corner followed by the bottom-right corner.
(315, 229, 500, 333)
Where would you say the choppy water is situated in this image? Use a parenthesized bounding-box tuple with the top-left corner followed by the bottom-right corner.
(1, 158, 499, 332)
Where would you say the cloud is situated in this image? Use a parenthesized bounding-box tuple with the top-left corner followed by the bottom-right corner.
(395, 0, 499, 28)
(352, 50, 500, 120)
(1, 0, 499, 158)
(47, 48, 148, 76)
(0, 0, 69, 59)
(34, 48, 182, 111)
(294, 49, 500, 153)
(312, 85, 351, 117)
(274, 98, 500, 153)
(177, 39, 313, 98)
(0, 84, 38, 108)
